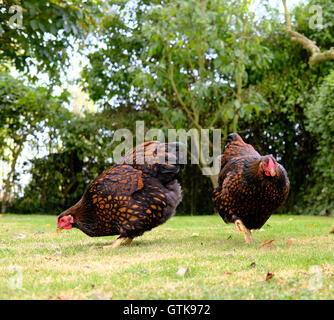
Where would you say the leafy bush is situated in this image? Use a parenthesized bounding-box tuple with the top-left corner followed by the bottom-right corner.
(304, 71, 334, 216)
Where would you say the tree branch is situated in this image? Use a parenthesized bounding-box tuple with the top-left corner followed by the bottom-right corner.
(282, 0, 334, 66)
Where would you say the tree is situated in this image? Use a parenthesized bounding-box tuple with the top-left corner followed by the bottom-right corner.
(0, 72, 65, 213)
(305, 70, 334, 215)
(244, 0, 333, 214)
(282, 0, 334, 66)
(82, 0, 272, 188)
(0, 0, 101, 82)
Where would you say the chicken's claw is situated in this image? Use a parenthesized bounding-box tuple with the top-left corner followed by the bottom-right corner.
(234, 219, 253, 244)
(103, 237, 133, 249)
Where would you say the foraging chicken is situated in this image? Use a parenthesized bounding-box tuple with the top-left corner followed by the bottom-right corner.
(57, 141, 185, 248)
(213, 133, 290, 244)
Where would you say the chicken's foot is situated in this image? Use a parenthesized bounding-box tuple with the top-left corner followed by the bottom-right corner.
(234, 219, 253, 244)
(103, 237, 133, 249)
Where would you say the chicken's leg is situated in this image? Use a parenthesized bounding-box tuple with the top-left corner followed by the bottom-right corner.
(103, 237, 133, 249)
(234, 219, 253, 244)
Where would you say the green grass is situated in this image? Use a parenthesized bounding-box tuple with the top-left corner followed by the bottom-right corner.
(0, 214, 333, 300)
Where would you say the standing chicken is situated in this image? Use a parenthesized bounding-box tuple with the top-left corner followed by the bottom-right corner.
(213, 133, 290, 244)
(57, 141, 185, 248)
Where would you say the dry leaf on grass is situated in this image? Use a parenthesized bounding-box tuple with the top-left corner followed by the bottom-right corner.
(13, 233, 26, 240)
(44, 257, 59, 262)
(223, 271, 233, 275)
(265, 272, 275, 281)
(91, 292, 110, 300)
(177, 267, 190, 277)
(286, 238, 296, 247)
(250, 262, 256, 268)
(191, 233, 199, 237)
(259, 240, 275, 250)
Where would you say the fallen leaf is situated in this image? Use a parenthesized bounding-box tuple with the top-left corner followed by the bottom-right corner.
(91, 291, 110, 300)
(13, 233, 26, 240)
(226, 235, 232, 240)
(223, 271, 233, 275)
(177, 267, 190, 277)
(299, 271, 311, 276)
(250, 262, 256, 268)
(44, 257, 59, 262)
(259, 240, 275, 250)
(266, 272, 275, 281)
(191, 233, 199, 237)
(286, 238, 293, 247)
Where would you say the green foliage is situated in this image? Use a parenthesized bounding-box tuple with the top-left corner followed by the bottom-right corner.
(0, 71, 67, 212)
(9, 108, 117, 214)
(0, 72, 64, 151)
(0, 0, 101, 82)
(82, 0, 272, 131)
(304, 70, 334, 215)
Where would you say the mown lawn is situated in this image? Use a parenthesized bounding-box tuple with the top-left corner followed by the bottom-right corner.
(0, 214, 333, 300)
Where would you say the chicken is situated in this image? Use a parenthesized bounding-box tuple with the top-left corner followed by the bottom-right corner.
(213, 133, 290, 244)
(57, 141, 185, 248)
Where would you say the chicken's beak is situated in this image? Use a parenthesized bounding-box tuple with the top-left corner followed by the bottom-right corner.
(269, 169, 276, 177)
(57, 227, 63, 233)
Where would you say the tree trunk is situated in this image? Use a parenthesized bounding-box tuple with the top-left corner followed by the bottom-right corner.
(1, 143, 23, 214)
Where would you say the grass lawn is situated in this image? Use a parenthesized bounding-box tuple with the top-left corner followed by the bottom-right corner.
(0, 214, 333, 300)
